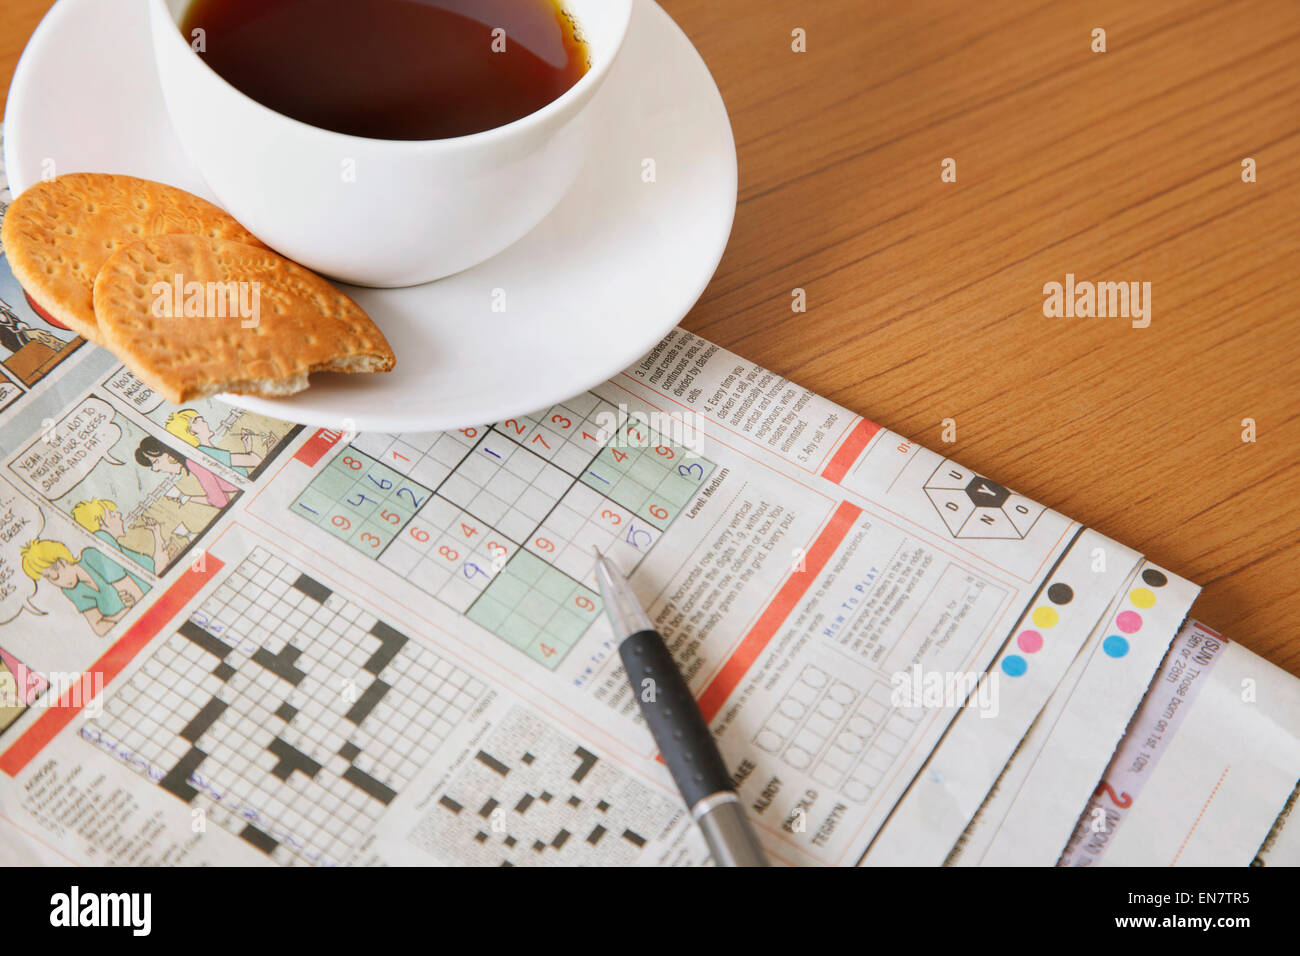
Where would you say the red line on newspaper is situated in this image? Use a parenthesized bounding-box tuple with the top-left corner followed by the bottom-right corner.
(1171, 764, 1231, 866)
(697, 500, 862, 722)
(0, 557, 225, 777)
(293, 428, 346, 467)
(606, 379, 836, 501)
(821, 418, 883, 484)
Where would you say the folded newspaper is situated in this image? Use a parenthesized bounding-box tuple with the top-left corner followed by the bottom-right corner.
(1, 169, 1296, 867)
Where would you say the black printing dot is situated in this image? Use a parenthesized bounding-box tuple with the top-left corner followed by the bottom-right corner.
(1142, 569, 1168, 588)
(1047, 583, 1073, 605)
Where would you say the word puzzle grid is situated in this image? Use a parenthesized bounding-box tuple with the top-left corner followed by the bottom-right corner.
(292, 393, 715, 669)
(82, 549, 486, 866)
(409, 706, 681, 866)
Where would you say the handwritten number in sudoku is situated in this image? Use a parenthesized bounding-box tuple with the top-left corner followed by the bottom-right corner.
(293, 453, 432, 555)
(291, 393, 715, 669)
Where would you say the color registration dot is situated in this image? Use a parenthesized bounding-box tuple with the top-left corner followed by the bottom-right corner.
(1047, 583, 1074, 605)
(1129, 587, 1156, 609)
(1017, 630, 1043, 653)
(1002, 655, 1028, 677)
(1141, 568, 1168, 588)
(1032, 606, 1059, 628)
(1103, 635, 1130, 658)
(1116, 610, 1142, 634)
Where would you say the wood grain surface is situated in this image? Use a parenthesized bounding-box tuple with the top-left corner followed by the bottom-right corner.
(2, 0, 1297, 673)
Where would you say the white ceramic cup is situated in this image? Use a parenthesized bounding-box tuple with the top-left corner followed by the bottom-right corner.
(149, 0, 634, 288)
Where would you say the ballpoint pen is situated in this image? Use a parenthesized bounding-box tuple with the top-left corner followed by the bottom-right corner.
(593, 549, 769, 867)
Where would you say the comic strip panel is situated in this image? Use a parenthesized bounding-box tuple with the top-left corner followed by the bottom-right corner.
(0, 473, 151, 664)
(103, 366, 303, 482)
(7, 393, 242, 579)
(0, 213, 86, 411)
(0, 153, 88, 413)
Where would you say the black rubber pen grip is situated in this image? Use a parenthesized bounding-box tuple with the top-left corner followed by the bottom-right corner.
(619, 629, 734, 809)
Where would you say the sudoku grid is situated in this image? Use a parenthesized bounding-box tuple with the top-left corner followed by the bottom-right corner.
(81, 548, 487, 866)
(291, 393, 716, 669)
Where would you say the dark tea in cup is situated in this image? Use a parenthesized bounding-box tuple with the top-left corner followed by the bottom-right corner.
(181, 0, 590, 140)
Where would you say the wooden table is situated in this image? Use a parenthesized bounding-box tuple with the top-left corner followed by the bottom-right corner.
(3, 0, 1297, 674)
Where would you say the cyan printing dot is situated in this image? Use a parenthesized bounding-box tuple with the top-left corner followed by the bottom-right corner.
(1103, 635, 1129, 658)
(1001, 655, 1028, 677)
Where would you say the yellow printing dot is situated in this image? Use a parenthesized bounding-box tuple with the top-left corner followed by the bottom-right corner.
(1129, 588, 1156, 609)
(1032, 606, 1058, 628)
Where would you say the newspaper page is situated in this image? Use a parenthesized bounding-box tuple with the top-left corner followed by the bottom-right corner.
(942, 565, 1201, 867)
(1, 159, 1294, 867)
(1056, 620, 1300, 867)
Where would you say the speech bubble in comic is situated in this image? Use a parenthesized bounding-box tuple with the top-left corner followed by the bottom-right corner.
(10, 396, 126, 500)
(102, 366, 164, 415)
(0, 487, 47, 624)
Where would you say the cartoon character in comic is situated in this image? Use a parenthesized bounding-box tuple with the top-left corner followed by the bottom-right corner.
(0, 287, 80, 389)
(0, 295, 63, 356)
(20, 539, 149, 637)
(70, 498, 170, 574)
(133, 436, 239, 508)
(164, 409, 274, 477)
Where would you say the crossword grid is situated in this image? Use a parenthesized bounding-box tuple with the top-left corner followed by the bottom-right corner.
(292, 393, 716, 669)
(82, 548, 486, 866)
(408, 706, 681, 866)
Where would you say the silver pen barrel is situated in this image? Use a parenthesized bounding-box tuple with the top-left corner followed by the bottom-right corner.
(593, 549, 769, 867)
(693, 792, 770, 867)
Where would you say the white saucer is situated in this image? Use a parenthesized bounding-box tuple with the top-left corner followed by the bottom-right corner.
(4, 0, 736, 432)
